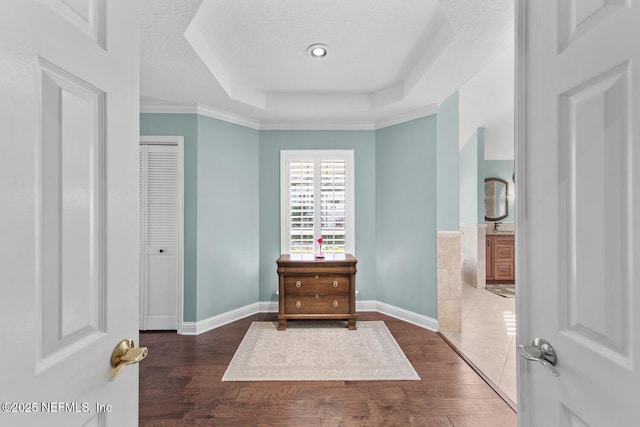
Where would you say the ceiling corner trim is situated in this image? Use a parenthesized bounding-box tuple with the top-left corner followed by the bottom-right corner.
(196, 104, 261, 130)
(374, 105, 438, 130)
(140, 103, 439, 132)
(139, 101, 261, 130)
(259, 121, 376, 131)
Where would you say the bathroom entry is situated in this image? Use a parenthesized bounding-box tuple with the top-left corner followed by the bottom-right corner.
(452, 150, 517, 405)
(139, 136, 184, 331)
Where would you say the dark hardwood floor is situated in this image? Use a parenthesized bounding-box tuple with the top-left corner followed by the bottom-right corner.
(139, 312, 516, 426)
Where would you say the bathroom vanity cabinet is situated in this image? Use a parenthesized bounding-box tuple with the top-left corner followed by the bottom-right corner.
(486, 234, 515, 283)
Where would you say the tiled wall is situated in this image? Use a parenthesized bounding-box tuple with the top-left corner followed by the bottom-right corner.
(437, 231, 462, 331)
(461, 223, 487, 289)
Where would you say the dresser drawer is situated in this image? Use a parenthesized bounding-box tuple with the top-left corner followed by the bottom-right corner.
(284, 275, 349, 295)
(284, 294, 350, 314)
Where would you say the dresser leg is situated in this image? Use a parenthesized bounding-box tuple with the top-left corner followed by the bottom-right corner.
(278, 318, 287, 331)
(347, 318, 357, 330)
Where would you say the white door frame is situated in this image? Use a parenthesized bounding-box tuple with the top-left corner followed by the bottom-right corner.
(140, 135, 185, 334)
(514, 0, 529, 412)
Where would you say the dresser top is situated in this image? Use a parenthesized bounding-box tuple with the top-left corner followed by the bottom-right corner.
(277, 254, 357, 264)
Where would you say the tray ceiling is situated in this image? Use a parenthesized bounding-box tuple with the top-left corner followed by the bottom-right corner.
(140, 0, 514, 129)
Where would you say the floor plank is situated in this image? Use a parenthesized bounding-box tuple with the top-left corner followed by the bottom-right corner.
(139, 312, 515, 426)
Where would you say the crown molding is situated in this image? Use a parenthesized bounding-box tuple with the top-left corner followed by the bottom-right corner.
(140, 101, 436, 131)
(260, 121, 376, 131)
(196, 104, 261, 130)
(140, 101, 261, 130)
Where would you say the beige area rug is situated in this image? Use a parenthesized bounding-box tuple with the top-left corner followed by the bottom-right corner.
(222, 321, 420, 381)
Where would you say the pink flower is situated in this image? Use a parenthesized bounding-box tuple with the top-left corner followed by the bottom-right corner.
(317, 237, 323, 244)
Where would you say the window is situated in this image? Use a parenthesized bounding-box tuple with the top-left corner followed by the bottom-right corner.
(281, 150, 355, 255)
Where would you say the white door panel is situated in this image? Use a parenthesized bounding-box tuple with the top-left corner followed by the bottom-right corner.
(40, 59, 105, 361)
(517, 0, 638, 425)
(0, 1, 140, 425)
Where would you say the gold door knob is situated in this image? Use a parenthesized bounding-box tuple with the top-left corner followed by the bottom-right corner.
(110, 339, 148, 381)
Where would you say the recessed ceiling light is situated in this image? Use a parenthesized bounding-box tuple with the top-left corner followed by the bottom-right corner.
(307, 43, 328, 59)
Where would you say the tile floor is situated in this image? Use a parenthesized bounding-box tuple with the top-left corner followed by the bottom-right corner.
(442, 283, 517, 405)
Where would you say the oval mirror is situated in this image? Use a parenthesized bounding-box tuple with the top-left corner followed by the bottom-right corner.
(484, 177, 509, 221)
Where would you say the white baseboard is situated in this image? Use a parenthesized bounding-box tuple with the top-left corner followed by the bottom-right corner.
(180, 300, 438, 335)
(258, 300, 278, 313)
(181, 303, 260, 335)
(356, 299, 378, 312)
(374, 301, 438, 332)
(356, 300, 438, 331)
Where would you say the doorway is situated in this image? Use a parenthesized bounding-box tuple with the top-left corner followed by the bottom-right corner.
(139, 136, 184, 332)
(441, 30, 517, 407)
(445, 162, 517, 406)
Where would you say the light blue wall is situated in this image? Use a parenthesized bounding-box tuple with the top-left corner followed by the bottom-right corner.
(375, 116, 438, 318)
(483, 160, 515, 223)
(460, 130, 514, 224)
(140, 113, 199, 322)
(258, 130, 377, 302)
(196, 116, 260, 319)
(141, 113, 446, 323)
(459, 128, 485, 224)
(140, 114, 260, 323)
(436, 92, 460, 231)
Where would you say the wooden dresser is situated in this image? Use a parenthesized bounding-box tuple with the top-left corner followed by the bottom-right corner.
(276, 254, 357, 330)
(486, 234, 515, 283)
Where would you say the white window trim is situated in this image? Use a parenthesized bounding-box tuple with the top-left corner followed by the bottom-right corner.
(280, 149, 355, 255)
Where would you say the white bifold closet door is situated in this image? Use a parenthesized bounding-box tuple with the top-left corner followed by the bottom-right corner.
(140, 143, 180, 330)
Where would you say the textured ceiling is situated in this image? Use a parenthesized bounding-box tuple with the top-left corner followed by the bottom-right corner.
(140, 0, 514, 129)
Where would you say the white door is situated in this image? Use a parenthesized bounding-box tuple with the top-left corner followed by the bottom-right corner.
(517, 0, 639, 425)
(0, 1, 141, 426)
(139, 138, 183, 331)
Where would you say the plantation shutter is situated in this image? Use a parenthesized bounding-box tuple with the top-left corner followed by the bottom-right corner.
(289, 159, 315, 254)
(282, 150, 354, 255)
(320, 159, 346, 252)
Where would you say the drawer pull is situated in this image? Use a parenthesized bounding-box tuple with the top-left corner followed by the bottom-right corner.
(296, 301, 301, 308)
(333, 280, 338, 288)
(315, 275, 319, 280)
(315, 294, 319, 300)
(333, 300, 339, 308)
(295, 280, 301, 288)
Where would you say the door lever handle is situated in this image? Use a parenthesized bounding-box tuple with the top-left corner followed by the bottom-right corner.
(110, 339, 148, 381)
(518, 338, 559, 376)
